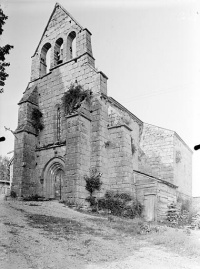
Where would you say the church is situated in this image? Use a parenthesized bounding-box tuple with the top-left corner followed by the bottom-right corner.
(12, 3, 192, 221)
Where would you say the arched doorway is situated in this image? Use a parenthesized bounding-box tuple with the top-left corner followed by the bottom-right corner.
(54, 169, 65, 200)
(42, 157, 65, 200)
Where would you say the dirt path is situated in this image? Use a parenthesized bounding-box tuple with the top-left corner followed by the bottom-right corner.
(0, 195, 200, 269)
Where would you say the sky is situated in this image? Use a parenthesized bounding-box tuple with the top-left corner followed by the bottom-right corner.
(0, 0, 200, 195)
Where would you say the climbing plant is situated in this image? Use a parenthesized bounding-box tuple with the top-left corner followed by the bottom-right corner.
(31, 108, 44, 132)
(62, 83, 92, 115)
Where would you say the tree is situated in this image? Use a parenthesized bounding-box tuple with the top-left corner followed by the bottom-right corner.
(0, 6, 13, 93)
(0, 155, 10, 181)
(84, 168, 102, 210)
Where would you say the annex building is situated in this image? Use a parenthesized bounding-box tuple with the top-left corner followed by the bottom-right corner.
(12, 3, 192, 221)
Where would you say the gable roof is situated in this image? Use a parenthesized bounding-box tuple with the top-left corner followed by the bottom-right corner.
(32, 2, 84, 57)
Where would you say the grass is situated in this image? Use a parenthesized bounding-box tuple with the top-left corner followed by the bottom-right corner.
(147, 226, 200, 257)
(26, 213, 103, 240)
(9, 200, 200, 259)
(89, 216, 147, 235)
(89, 214, 200, 258)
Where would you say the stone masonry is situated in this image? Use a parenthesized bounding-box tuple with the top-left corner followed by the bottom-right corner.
(12, 3, 192, 220)
(140, 123, 192, 199)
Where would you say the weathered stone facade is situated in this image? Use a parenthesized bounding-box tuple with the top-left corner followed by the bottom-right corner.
(193, 197, 200, 213)
(139, 123, 192, 199)
(12, 3, 192, 221)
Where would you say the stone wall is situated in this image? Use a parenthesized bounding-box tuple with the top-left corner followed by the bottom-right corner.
(135, 170, 177, 221)
(193, 197, 200, 213)
(99, 97, 143, 196)
(139, 124, 192, 199)
(173, 133, 192, 198)
(139, 123, 174, 182)
(12, 131, 37, 197)
(107, 125, 134, 194)
(65, 110, 91, 201)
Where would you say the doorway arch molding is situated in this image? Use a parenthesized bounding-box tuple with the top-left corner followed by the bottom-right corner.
(41, 157, 65, 199)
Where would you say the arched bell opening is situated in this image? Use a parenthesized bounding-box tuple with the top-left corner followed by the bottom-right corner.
(40, 42, 51, 76)
(67, 31, 76, 60)
(54, 38, 64, 66)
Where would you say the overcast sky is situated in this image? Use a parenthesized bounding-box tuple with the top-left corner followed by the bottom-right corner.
(1, 0, 200, 196)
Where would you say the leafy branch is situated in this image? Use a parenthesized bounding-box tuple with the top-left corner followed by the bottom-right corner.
(84, 168, 102, 210)
(0, 8, 14, 93)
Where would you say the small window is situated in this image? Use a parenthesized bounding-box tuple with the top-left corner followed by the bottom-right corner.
(54, 38, 64, 65)
(57, 107, 61, 141)
(67, 31, 76, 60)
(40, 43, 51, 76)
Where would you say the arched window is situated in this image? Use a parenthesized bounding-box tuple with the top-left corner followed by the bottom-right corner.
(54, 38, 63, 65)
(67, 31, 76, 60)
(40, 43, 51, 76)
(57, 107, 61, 141)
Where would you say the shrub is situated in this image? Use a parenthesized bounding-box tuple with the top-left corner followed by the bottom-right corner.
(123, 200, 143, 218)
(64, 199, 84, 210)
(10, 190, 17, 198)
(22, 194, 43, 201)
(31, 108, 44, 132)
(98, 191, 143, 218)
(62, 83, 92, 115)
(166, 202, 180, 226)
(166, 201, 192, 227)
(114, 192, 132, 202)
(85, 196, 96, 207)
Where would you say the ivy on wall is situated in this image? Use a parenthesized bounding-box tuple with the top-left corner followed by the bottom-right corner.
(31, 108, 44, 133)
(62, 83, 92, 115)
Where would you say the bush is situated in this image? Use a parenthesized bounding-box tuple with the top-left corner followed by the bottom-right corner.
(166, 202, 180, 226)
(166, 201, 191, 227)
(97, 191, 143, 218)
(64, 199, 84, 210)
(22, 194, 43, 201)
(85, 173, 102, 194)
(123, 200, 143, 218)
(31, 108, 44, 132)
(62, 83, 92, 115)
(10, 190, 17, 198)
(85, 196, 96, 207)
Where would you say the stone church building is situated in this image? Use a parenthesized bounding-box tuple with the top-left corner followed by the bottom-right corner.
(12, 3, 192, 221)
